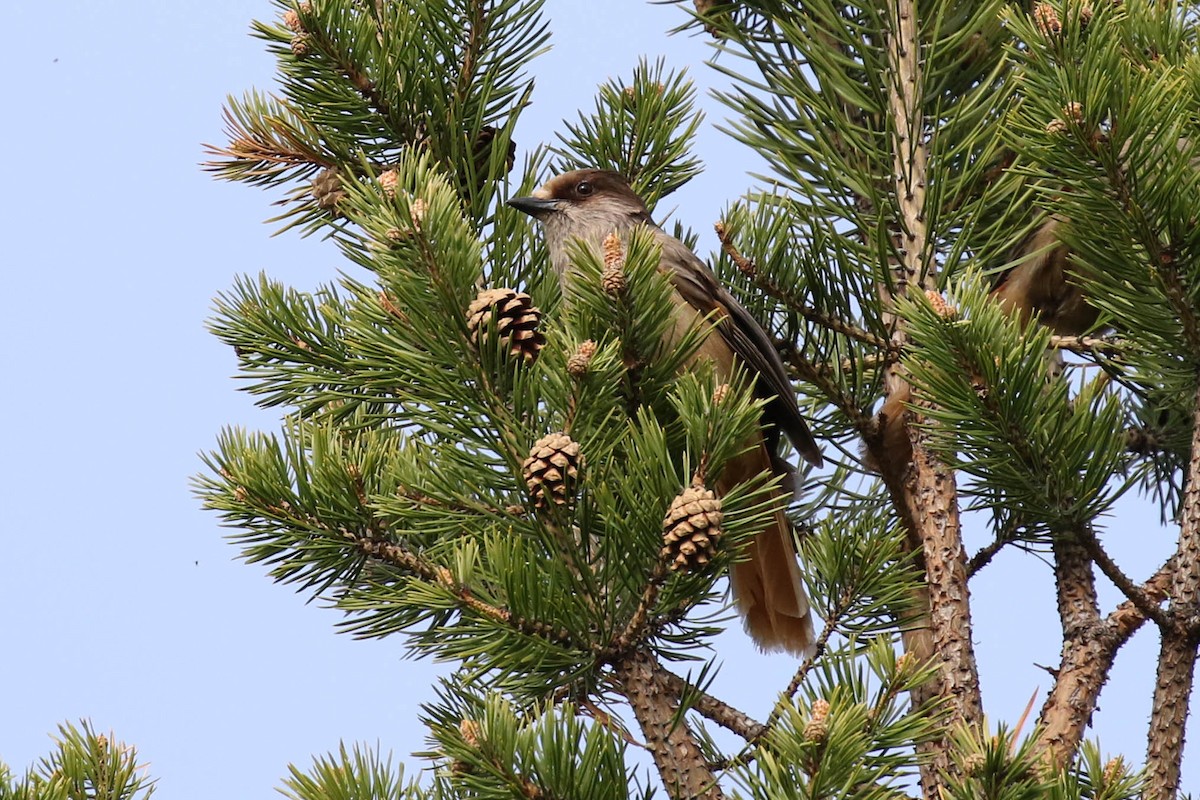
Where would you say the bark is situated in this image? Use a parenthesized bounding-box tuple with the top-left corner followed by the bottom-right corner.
(879, 0, 984, 792)
(1032, 550, 1177, 767)
(613, 648, 724, 800)
(1036, 531, 1100, 767)
(1144, 384, 1200, 800)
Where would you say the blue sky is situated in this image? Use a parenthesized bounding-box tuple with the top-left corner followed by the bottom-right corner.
(0, 1, 1192, 796)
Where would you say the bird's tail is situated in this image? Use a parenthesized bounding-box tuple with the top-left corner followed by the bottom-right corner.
(721, 440, 816, 658)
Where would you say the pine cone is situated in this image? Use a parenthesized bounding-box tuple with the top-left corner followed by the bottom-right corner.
(468, 125, 517, 193)
(378, 169, 400, 199)
(803, 699, 831, 743)
(567, 339, 598, 377)
(311, 167, 345, 212)
(661, 485, 723, 572)
(290, 33, 312, 57)
(522, 433, 581, 509)
(601, 232, 627, 296)
(466, 288, 545, 364)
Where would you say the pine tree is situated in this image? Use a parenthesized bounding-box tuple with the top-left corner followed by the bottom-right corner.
(195, 0, 1200, 797)
(0, 722, 157, 800)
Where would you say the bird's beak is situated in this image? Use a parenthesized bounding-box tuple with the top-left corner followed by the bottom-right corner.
(506, 195, 560, 218)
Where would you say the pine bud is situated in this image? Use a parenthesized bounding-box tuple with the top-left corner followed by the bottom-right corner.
(1062, 101, 1084, 124)
(1102, 756, 1125, 784)
(803, 699, 830, 743)
(409, 197, 428, 234)
(924, 289, 956, 318)
(459, 718, 482, 748)
(962, 751, 987, 776)
(282, 9, 304, 32)
(378, 169, 399, 199)
(1079, 2, 1094, 27)
(567, 339, 598, 377)
(601, 232, 627, 296)
(1046, 118, 1069, 135)
(712, 383, 731, 405)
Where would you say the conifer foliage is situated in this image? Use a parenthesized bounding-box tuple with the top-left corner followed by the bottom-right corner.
(191, 0, 1200, 797)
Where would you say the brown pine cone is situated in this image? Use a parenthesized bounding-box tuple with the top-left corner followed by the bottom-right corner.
(311, 167, 345, 211)
(601, 232, 627, 296)
(522, 433, 581, 509)
(566, 339, 598, 377)
(468, 125, 517, 193)
(661, 485, 723, 572)
(466, 288, 545, 364)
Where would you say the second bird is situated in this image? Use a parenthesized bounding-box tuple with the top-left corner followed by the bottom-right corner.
(509, 169, 821, 657)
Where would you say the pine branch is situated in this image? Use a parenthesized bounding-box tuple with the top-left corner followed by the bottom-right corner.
(1145, 381, 1200, 800)
(715, 222, 891, 351)
(611, 648, 724, 800)
(1075, 525, 1172, 630)
(779, 344, 874, 430)
(1035, 553, 1177, 769)
(353, 534, 581, 649)
(1047, 333, 1127, 356)
(603, 563, 668, 658)
(658, 669, 767, 742)
(966, 516, 1023, 577)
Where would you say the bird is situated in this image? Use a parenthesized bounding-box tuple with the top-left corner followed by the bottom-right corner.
(508, 168, 822, 657)
(865, 215, 1098, 475)
(990, 215, 1098, 337)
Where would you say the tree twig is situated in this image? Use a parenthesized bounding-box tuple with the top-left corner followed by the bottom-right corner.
(1075, 525, 1172, 630)
(715, 222, 893, 352)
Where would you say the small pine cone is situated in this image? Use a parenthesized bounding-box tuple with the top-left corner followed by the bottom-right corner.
(601, 232, 627, 296)
(468, 126, 517, 192)
(311, 167, 345, 211)
(466, 288, 546, 364)
(803, 699, 830, 743)
(567, 339, 598, 377)
(459, 719, 482, 748)
(409, 197, 428, 233)
(661, 485, 723, 572)
(1079, 2, 1094, 27)
(378, 169, 400, 199)
(1102, 756, 1125, 784)
(290, 33, 312, 57)
(923, 289, 956, 318)
(1062, 101, 1084, 123)
(1046, 118, 1069, 135)
(282, 9, 304, 32)
(1033, 2, 1061, 36)
(522, 433, 582, 509)
(962, 752, 987, 776)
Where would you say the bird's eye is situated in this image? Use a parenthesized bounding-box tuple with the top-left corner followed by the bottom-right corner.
(575, 181, 593, 197)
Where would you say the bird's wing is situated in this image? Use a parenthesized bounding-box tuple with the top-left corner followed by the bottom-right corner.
(654, 231, 823, 467)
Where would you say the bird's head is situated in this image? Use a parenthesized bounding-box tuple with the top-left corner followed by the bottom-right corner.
(507, 169, 650, 224)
